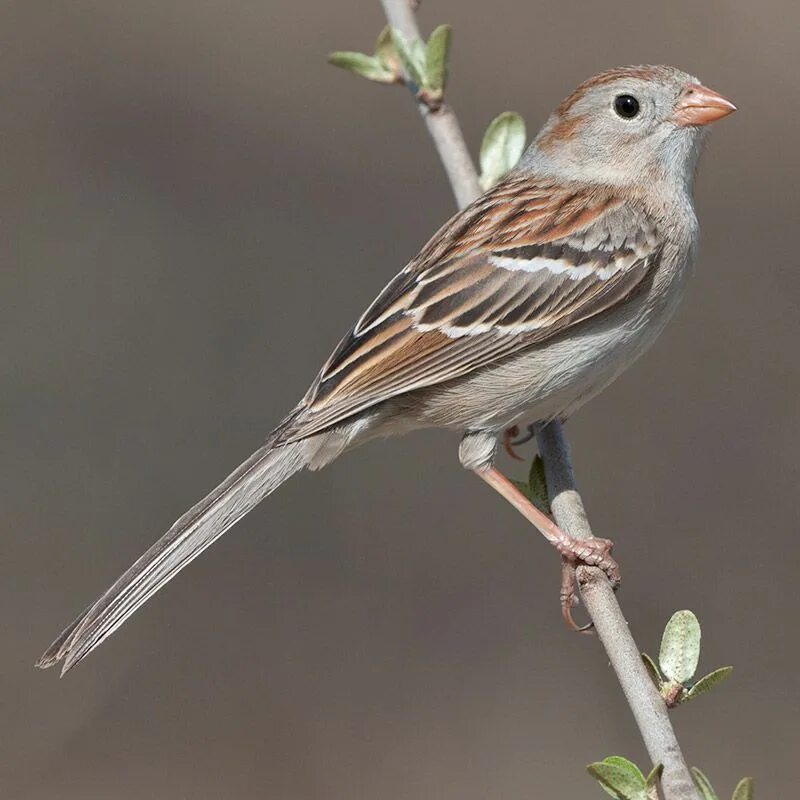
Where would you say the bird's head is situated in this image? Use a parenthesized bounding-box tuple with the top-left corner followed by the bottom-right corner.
(526, 65, 736, 190)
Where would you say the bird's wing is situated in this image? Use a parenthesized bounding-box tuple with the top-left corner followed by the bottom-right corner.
(283, 175, 663, 440)
(37, 176, 662, 675)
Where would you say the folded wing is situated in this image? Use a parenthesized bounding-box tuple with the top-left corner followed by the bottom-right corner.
(283, 176, 662, 440)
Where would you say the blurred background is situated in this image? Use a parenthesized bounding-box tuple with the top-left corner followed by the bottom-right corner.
(4, 1, 798, 797)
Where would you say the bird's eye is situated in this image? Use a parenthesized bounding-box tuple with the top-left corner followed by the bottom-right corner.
(613, 94, 640, 119)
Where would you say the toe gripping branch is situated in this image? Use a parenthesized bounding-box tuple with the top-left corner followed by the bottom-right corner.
(494, 428, 622, 633)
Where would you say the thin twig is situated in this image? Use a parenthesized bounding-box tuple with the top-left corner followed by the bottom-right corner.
(537, 423, 699, 799)
(379, 0, 480, 208)
(377, 1, 700, 797)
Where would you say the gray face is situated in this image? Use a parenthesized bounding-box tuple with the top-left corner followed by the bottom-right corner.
(529, 67, 707, 188)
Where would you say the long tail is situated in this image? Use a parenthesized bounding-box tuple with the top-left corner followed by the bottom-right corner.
(37, 436, 312, 675)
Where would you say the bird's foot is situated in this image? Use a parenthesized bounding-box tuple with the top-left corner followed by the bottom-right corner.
(472, 466, 620, 633)
(556, 534, 620, 584)
(502, 423, 537, 460)
(559, 558, 591, 632)
(557, 536, 620, 632)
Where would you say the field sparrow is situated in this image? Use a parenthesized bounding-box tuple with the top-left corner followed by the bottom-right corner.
(39, 65, 735, 674)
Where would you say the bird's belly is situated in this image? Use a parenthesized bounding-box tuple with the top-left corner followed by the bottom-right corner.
(500, 318, 660, 426)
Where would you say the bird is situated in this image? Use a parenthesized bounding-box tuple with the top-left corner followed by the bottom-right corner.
(38, 65, 735, 675)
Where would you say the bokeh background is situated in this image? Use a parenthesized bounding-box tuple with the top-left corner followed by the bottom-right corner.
(4, 1, 798, 797)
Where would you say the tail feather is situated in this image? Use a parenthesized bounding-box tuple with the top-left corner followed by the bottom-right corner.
(37, 437, 311, 675)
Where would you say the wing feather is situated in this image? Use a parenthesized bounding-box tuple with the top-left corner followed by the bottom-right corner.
(283, 176, 662, 441)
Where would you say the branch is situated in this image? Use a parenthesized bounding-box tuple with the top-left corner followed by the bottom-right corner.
(537, 424, 699, 799)
(379, 0, 480, 208)
(377, 2, 700, 797)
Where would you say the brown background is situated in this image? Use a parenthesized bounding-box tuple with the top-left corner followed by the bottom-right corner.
(4, 1, 798, 797)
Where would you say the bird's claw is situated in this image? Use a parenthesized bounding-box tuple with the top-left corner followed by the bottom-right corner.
(560, 558, 594, 633)
(502, 423, 537, 460)
(558, 538, 621, 633)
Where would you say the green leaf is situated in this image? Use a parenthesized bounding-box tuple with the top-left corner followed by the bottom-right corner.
(374, 25, 397, 70)
(479, 111, 526, 189)
(645, 764, 663, 800)
(659, 610, 701, 684)
(685, 666, 733, 702)
(328, 52, 395, 84)
(410, 38, 427, 73)
(602, 757, 646, 783)
(587, 759, 647, 800)
(731, 777, 754, 800)
(527, 455, 551, 515)
(424, 24, 452, 95)
(691, 767, 719, 800)
(641, 652, 663, 688)
(390, 28, 425, 86)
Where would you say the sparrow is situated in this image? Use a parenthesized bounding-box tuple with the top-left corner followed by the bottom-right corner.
(38, 65, 735, 675)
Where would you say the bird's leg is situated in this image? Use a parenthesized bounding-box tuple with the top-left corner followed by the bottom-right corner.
(502, 423, 537, 460)
(474, 466, 620, 630)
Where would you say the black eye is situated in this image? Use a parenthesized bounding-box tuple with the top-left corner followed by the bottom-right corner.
(614, 94, 640, 119)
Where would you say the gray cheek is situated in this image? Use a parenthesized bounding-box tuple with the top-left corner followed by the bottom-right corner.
(580, 118, 625, 159)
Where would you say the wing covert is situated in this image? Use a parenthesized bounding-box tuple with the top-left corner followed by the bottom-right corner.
(284, 176, 662, 441)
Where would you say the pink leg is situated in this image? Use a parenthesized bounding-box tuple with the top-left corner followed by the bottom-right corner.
(474, 466, 621, 630)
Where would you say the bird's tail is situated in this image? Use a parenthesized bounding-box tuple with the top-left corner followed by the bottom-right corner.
(37, 434, 313, 675)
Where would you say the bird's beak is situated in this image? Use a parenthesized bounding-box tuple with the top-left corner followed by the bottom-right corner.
(672, 83, 737, 126)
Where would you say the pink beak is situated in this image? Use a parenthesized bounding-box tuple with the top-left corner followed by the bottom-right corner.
(673, 83, 736, 126)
